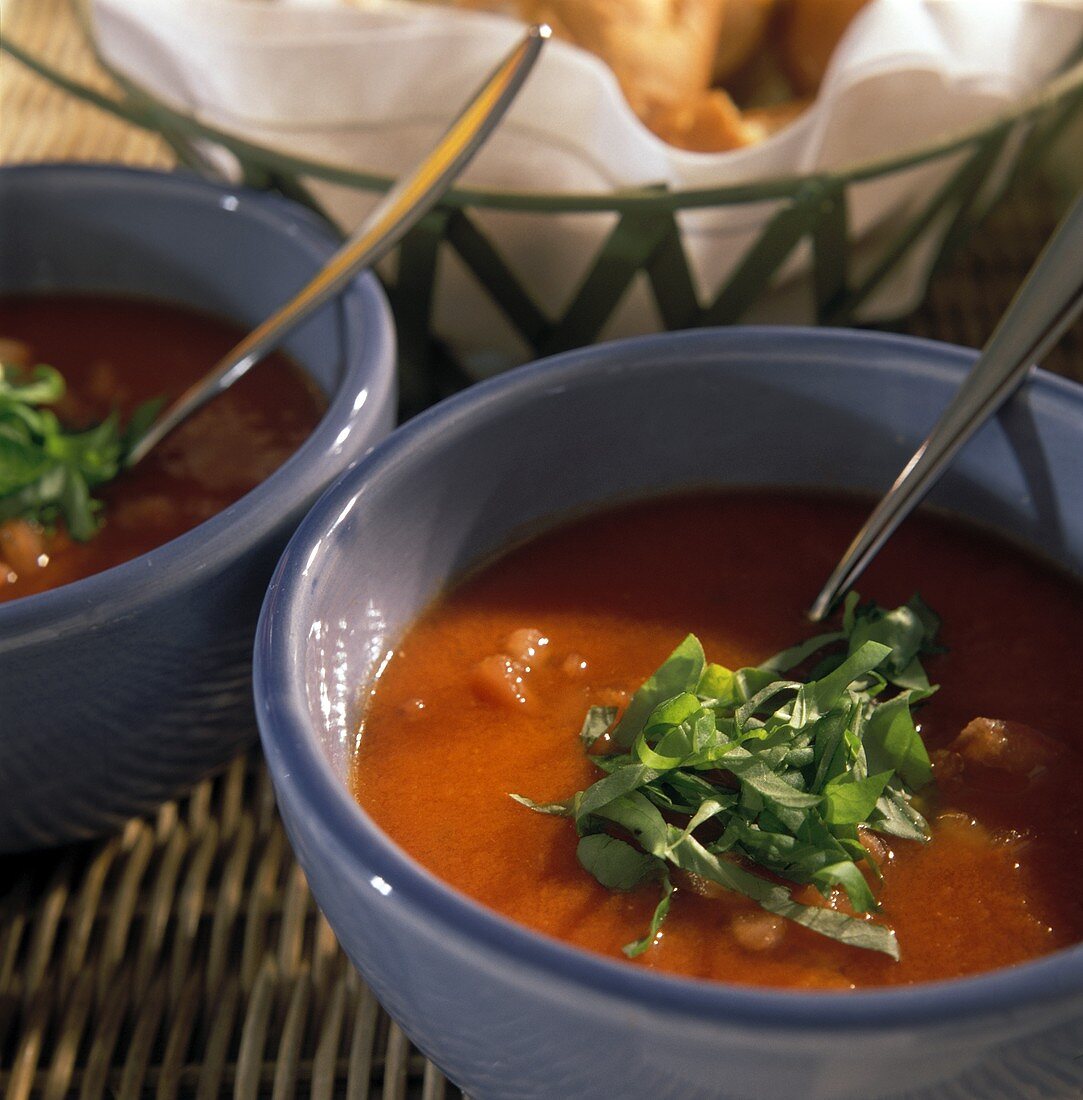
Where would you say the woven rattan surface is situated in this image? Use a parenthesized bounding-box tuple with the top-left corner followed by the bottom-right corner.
(2, 2, 1082, 1097)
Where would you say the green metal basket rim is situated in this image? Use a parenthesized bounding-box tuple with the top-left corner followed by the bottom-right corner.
(7, 0, 1082, 214)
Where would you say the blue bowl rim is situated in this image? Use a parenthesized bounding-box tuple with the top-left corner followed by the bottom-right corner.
(0, 161, 396, 638)
(256, 324, 1083, 1033)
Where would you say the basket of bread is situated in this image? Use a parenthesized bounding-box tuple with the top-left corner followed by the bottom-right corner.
(9, 0, 1083, 399)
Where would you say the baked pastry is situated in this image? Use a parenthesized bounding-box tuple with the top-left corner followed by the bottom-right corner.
(513, 1, 729, 115)
(713, 0, 777, 82)
(413, 0, 868, 151)
(775, 0, 870, 95)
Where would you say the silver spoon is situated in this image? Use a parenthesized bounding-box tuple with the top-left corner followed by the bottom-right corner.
(126, 23, 550, 467)
(809, 190, 1083, 622)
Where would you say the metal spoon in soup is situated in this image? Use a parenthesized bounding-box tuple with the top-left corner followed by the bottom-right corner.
(809, 191, 1083, 622)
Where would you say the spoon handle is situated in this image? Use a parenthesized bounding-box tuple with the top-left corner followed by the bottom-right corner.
(809, 191, 1083, 622)
(127, 24, 550, 467)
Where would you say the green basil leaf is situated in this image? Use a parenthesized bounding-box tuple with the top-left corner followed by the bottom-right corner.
(0, 360, 162, 540)
(611, 635, 705, 748)
(508, 794, 574, 817)
(576, 834, 660, 891)
(594, 791, 671, 858)
(810, 860, 878, 913)
(823, 770, 893, 826)
(870, 781, 930, 842)
(577, 763, 662, 820)
(697, 662, 737, 705)
(864, 695, 933, 790)
(622, 867, 674, 958)
(579, 706, 617, 749)
(806, 641, 891, 715)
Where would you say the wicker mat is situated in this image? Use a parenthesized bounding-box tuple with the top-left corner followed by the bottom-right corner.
(2, 2, 1082, 1098)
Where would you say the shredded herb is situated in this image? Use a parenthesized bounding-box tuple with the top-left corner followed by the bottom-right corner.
(512, 593, 942, 961)
(0, 361, 162, 540)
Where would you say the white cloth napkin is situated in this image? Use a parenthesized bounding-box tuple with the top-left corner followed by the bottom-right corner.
(91, 0, 1083, 372)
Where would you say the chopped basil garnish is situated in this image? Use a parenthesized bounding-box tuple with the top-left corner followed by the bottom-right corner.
(0, 361, 161, 540)
(512, 595, 942, 961)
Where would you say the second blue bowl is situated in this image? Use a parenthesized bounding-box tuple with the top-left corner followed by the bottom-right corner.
(0, 164, 397, 851)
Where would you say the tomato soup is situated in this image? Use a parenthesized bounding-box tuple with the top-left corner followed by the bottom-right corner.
(0, 294, 325, 601)
(353, 492, 1083, 990)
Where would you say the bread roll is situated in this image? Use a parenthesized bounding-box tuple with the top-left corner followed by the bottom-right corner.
(643, 87, 751, 151)
(713, 0, 777, 83)
(415, 0, 842, 151)
(517, 0, 729, 114)
(775, 0, 869, 95)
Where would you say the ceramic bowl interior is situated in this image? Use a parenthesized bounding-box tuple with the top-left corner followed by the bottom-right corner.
(1, 163, 359, 400)
(256, 328, 1083, 1099)
(0, 163, 395, 851)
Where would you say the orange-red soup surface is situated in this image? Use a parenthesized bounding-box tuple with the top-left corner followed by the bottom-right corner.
(353, 492, 1083, 991)
(0, 294, 325, 601)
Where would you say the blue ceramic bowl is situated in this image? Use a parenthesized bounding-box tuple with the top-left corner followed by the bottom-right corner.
(0, 164, 396, 851)
(255, 328, 1083, 1099)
